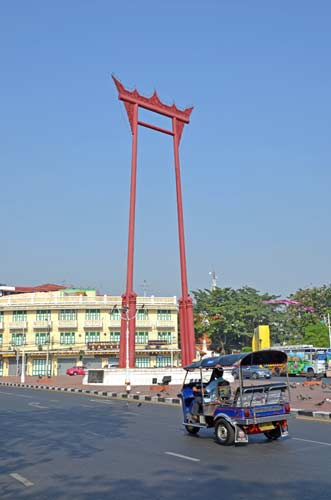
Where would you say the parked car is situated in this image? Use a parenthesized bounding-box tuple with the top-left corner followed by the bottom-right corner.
(232, 365, 272, 380)
(103, 363, 119, 368)
(66, 366, 86, 376)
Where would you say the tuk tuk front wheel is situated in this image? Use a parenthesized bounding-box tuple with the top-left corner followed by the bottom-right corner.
(214, 419, 235, 446)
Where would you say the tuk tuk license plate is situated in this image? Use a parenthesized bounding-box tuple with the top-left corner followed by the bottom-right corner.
(259, 423, 275, 431)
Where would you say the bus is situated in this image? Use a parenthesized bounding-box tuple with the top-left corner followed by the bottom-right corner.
(273, 345, 331, 376)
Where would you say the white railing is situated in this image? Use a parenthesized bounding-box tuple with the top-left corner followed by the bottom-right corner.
(0, 294, 178, 307)
(58, 320, 78, 329)
(9, 321, 28, 330)
(108, 319, 121, 328)
(156, 320, 176, 328)
(84, 319, 103, 328)
(33, 321, 52, 329)
(135, 320, 153, 328)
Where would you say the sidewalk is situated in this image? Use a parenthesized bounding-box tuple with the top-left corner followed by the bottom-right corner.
(1, 375, 331, 419)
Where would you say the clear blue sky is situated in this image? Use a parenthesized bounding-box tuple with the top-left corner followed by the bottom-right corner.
(1, 1, 330, 298)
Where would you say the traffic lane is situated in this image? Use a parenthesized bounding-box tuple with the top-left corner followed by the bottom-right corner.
(0, 390, 331, 500)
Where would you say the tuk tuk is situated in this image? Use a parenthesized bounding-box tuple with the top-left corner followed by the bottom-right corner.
(179, 349, 290, 446)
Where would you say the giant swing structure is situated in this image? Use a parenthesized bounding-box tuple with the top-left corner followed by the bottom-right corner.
(112, 76, 196, 368)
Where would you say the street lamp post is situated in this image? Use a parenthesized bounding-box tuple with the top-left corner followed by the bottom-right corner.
(113, 304, 144, 387)
(170, 335, 176, 368)
(327, 313, 331, 349)
(46, 321, 51, 377)
(122, 305, 130, 385)
(16, 346, 19, 377)
(21, 345, 25, 383)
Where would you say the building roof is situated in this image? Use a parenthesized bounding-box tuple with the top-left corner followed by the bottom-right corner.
(2, 283, 67, 294)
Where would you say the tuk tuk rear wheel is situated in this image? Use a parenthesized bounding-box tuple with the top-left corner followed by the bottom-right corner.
(214, 419, 235, 446)
(264, 427, 281, 440)
(185, 425, 200, 435)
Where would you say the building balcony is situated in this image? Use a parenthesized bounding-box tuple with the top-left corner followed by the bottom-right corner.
(33, 321, 52, 329)
(84, 319, 103, 328)
(58, 320, 78, 329)
(9, 321, 28, 330)
(156, 320, 176, 328)
(108, 319, 121, 328)
(135, 320, 152, 328)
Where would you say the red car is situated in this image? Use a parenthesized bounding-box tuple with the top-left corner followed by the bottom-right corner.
(66, 366, 86, 376)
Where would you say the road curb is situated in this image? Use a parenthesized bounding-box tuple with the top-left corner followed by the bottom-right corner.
(0, 381, 181, 406)
(1, 381, 330, 418)
(291, 408, 331, 420)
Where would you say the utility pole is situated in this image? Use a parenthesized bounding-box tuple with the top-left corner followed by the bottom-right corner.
(141, 280, 149, 297)
(327, 313, 331, 349)
(112, 303, 144, 387)
(46, 321, 51, 377)
(21, 346, 25, 383)
(16, 347, 19, 377)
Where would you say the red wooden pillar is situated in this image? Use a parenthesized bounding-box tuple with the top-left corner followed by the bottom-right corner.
(119, 103, 138, 369)
(172, 117, 196, 366)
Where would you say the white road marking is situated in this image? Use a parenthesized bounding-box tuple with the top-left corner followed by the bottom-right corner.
(165, 452, 200, 462)
(89, 399, 113, 404)
(28, 402, 49, 409)
(0, 391, 33, 399)
(86, 431, 103, 438)
(293, 437, 331, 447)
(10, 473, 34, 487)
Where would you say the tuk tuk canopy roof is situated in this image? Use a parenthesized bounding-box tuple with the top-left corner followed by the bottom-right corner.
(184, 353, 245, 370)
(184, 350, 287, 371)
(239, 349, 287, 367)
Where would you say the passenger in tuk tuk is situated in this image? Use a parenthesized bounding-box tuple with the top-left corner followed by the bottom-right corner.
(189, 366, 230, 421)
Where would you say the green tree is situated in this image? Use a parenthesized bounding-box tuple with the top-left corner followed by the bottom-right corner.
(302, 323, 329, 347)
(280, 285, 331, 344)
(193, 286, 281, 353)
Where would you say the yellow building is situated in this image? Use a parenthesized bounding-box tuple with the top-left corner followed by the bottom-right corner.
(0, 289, 179, 377)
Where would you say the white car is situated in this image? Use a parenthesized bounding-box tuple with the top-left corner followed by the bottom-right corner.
(103, 362, 119, 368)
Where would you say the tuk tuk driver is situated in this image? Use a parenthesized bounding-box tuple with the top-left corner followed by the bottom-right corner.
(189, 366, 230, 421)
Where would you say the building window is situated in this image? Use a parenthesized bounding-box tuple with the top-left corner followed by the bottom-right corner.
(11, 333, 26, 346)
(137, 309, 148, 320)
(0, 333, 2, 346)
(0, 311, 3, 322)
(12, 311, 27, 322)
(135, 357, 150, 368)
(135, 331, 148, 344)
(110, 309, 121, 321)
(32, 359, 50, 376)
(0, 360, 3, 376)
(85, 309, 100, 320)
(157, 331, 172, 344)
(156, 356, 171, 368)
(85, 331, 100, 343)
(35, 332, 48, 345)
(36, 310, 51, 321)
(157, 309, 171, 321)
(59, 310, 76, 321)
(60, 332, 75, 345)
(110, 331, 120, 343)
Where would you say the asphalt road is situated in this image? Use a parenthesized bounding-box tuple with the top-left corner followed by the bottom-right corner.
(0, 388, 330, 500)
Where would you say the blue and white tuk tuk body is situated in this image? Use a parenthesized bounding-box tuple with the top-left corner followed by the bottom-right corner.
(179, 350, 290, 445)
